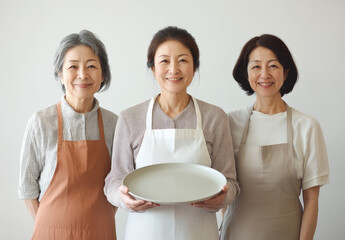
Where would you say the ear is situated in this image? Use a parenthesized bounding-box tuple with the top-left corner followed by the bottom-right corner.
(59, 73, 64, 85)
(151, 66, 156, 75)
(284, 69, 289, 81)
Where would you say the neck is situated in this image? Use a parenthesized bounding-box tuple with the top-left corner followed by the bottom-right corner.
(157, 92, 190, 119)
(65, 94, 94, 113)
(254, 95, 286, 114)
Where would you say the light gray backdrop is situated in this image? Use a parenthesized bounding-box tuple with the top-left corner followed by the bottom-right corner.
(1, 0, 344, 239)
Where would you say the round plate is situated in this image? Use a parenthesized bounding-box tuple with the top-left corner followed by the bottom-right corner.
(123, 163, 227, 205)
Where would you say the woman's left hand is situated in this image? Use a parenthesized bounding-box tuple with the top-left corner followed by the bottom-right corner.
(190, 184, 229, 212)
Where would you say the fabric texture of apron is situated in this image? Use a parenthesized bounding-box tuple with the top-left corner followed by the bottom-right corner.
(32, 102, 116, 240)
(221, 105, 302, 240)
(124, 96, 219, 240)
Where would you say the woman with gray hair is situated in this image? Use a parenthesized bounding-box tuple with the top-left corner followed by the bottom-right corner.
(18, 30, 118, 239)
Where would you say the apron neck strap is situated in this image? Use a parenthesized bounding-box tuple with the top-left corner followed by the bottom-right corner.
(97, 108, 106, 142)
(57, 102, 63, 143)
(239, 105, 254, 145)
(286, 104, 293, 148)
(56, 101, 105, 143)
(146, 95, 202, 130)
(240, 103, 293, 146)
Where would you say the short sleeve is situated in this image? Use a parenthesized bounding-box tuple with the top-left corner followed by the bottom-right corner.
(300, 117, 330, 190)
(18, 114, 44, 199)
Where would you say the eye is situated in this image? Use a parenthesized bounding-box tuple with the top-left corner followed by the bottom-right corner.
(251, 65, 260, 69)
(160, 59, 168, 63)
(68, 65, 77, 69)
(179, 59, 187, 62)
(87, 65, 96, 69)
(269, 64, 278, 68)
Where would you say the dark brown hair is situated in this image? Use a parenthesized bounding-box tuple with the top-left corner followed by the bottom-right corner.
(147, 26, 200, 71)
(233, 34, 298, 97)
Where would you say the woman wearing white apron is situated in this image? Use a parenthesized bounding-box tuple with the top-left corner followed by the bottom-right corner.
(105, 26, 240, 240)
(221, 34, 330, 240)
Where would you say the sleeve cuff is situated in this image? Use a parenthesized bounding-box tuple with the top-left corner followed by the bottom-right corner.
(18, 188, 39, 200)
(302, 174, 330, 190)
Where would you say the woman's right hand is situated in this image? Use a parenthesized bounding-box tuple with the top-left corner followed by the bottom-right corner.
(119, 185, 159, 212)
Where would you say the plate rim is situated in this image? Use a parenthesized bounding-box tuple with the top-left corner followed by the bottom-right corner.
(122, 162, 227, 204)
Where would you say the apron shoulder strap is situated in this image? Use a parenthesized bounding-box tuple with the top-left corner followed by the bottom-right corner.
(97, 108, 106, 142)
(57, 102, 63, 143)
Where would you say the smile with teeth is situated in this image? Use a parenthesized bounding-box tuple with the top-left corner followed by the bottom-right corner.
(166, 77, 183, 83)
(258, 82, 274, 87)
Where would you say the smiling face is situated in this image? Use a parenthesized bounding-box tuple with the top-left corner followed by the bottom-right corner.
(60, 45, 103, 105)
(152, 40, 195, 97)
(247, 46, 288, 101)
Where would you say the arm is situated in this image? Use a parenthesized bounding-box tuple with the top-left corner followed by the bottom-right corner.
(104, 113, 159, 212)
(23, 199, 39, 220)
(299, 186, 320, 240)
(19, 113, 42, 210)
(192, 110, 240, 212)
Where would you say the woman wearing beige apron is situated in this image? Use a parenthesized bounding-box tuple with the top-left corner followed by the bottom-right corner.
(105, 26, 240, 240)
(19, 30, 117, 239)
(221, 34, 330, 240)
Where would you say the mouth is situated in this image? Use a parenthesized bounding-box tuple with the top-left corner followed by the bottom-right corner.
(75, 83, 92, 88)
(258, 82, 274, 88)
(166, 77, 183, 83)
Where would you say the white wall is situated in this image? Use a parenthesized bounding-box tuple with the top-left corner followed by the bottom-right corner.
(1, 0, 344, 239)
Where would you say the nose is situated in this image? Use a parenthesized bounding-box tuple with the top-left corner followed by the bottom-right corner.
(260, 66, 270, 79)
(78, 66, 88, 80)
(168, 61, 179, 74)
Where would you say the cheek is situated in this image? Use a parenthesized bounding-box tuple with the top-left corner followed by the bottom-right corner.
(154, 67, 165, 78)
(247, 73, 255, 83)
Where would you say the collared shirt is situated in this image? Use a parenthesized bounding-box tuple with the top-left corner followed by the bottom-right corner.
(18, 96, 118, 201)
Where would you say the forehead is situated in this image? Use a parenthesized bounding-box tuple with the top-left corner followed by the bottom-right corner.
(155, 40, 192, 57)
(64, 45, 99, 60)
(249, 46, 277, 61)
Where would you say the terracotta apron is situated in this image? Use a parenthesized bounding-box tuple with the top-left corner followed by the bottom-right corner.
(124, 96, 219, 240)
(221, 105, 302, 240)
(32, 102, 116, 240)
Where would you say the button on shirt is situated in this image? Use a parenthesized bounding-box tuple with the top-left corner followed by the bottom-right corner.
(18, 96, 118, 201)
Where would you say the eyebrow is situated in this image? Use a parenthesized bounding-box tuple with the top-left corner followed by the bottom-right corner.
(158, 54, 191, 58)
(249, 59, 278, 63)
(67, 59, 99, 63)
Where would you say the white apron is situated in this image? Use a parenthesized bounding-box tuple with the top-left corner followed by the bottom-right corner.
(220, 105, 302, 240)
(124, 96, 219, 240)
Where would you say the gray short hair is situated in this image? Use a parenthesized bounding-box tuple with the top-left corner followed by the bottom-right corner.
(54, 30, 111, 92)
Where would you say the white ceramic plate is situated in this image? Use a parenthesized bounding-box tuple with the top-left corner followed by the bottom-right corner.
(123, 163, 227, 205)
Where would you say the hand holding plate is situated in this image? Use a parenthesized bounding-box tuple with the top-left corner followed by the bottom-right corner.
(190, 184, 229, 212)
(119, 185, 159, 212)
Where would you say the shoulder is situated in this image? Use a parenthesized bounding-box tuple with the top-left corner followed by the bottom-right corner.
(227, 107, 250, 131)
(290, 107, 322, 131)
(100, 107, 118, 124)
(28, 104, 58, 129)
(120, 99, 150, 119)
(118, 99, 151, 127)
(228, 107, 250, 124)
(195, 98, 227, 123)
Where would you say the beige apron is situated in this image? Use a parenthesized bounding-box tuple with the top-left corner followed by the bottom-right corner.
(221, 105, 302, 240)
(32, 102, 116, 240)
(124, 96, 219, 240)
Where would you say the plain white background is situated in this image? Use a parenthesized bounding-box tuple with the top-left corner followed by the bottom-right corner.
(1, 0, 344, 239)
